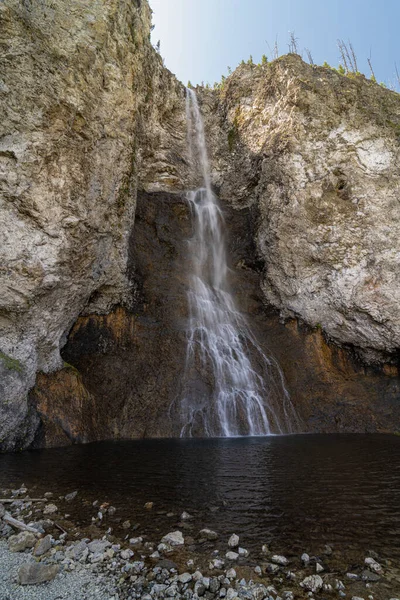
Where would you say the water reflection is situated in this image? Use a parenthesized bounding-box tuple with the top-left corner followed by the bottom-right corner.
(1, 434, 400, 557)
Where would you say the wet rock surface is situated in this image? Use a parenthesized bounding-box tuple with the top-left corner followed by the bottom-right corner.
(30, 191, 400, 441)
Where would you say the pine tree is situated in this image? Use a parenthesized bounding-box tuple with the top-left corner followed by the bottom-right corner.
(261, 54, 268, 65)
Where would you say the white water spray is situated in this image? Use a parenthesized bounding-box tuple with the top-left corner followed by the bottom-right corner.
(178, 88, 298, 437)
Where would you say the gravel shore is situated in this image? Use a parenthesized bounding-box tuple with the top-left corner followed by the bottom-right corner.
(1, 485, 400, 600)
(0, 540, 120, 600)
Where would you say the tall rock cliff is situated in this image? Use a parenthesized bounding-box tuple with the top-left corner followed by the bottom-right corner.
(1, 2, 400, 450)
(0, 0, 189, 450)
(203, 55, 400, 364)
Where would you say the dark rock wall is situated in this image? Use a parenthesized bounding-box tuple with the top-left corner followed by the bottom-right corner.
(29, 191, 400, 446)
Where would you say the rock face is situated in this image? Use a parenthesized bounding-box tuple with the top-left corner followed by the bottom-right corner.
(204, 55, 400, 364)
(0, 0, 189, 450)
(1, 1, 400, 450)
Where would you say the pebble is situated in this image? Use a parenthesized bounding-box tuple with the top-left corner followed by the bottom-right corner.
(225, 551, 239, 561)
(65, 491, 78, 502)
(228, 534, 239, 548)
(161, 531, 185, 546)
(200, 528, 219, 540)
(365, 557, 383, 573)
(300, 574, 323, 593)
(43, 504, 58, 515)
(33, 534, 52, 556)
(271, 554, 289, 566)
(180, 511, 193, 521)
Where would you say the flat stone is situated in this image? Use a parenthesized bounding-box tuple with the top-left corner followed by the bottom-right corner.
(225, 551, 239, 561)
(65, 491, 78, 502)
(8, 531, 37, 552)
(18, 563, 59, 585)
(179, 572, 192, 584)
(199, 528, 219, 540)
(129, 536, 143, 546)
(65, 540, 88, 560)
(156, 559, 178, 571)
(33, 535, 51, 556)
(271, 554, 288, 566)
(361, 569, 381, 582)
(88, 539, 111, 554)
(161, 531, 184, 546)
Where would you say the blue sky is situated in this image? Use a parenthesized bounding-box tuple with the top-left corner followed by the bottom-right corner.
(150, 0, 400, 90)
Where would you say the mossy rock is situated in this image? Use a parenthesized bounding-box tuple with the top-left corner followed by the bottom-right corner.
(0, 351, 23, 373)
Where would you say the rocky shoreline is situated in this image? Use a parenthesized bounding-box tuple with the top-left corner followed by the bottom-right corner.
(0, 485, 399, 600)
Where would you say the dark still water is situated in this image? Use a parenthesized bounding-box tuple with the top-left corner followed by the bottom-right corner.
(1, 434, 400, 560)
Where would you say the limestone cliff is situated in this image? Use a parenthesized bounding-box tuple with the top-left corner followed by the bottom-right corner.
(0, 0, 189, 450)
(203, 55, 400, 364)
(1, 1, 400, 450)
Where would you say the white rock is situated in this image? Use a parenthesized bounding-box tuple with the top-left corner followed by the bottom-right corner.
(200, 529, 219, 540)
(300, 575, 323, 593)
(161, 531, 184, 546)
(178, 572, 192, 584)
(129, 537, 143, 547)
(225, 551, 239, 561)
(180, 511, 193, 521)
(210, 559, 224, 569)
(301, 552, 310, 564)
(238, 547, 249, 557)
(228, 534, 239, 548)
(365, 557, 383, 573)
(316, 562, 324, 573)
(271, 554, 288, 566)
(226, 568, 236, 579)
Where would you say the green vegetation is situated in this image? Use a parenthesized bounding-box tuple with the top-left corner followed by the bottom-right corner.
(227, 127, 238, 151)
(203, 33, 399, 95)
(0, 351, 23, 373)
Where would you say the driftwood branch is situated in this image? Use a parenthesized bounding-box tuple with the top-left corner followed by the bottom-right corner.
(0, 498, 46, 503)
(54, 522, 67, 534)
(3, 513, 39, 534)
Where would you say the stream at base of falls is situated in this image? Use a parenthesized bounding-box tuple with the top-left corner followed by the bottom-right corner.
(1, 434, 400, 562)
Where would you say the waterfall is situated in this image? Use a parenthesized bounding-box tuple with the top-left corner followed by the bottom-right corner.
(178, 88, 298, 437)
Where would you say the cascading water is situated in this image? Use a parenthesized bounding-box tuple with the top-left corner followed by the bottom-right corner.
(178, 88, 298, 437)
